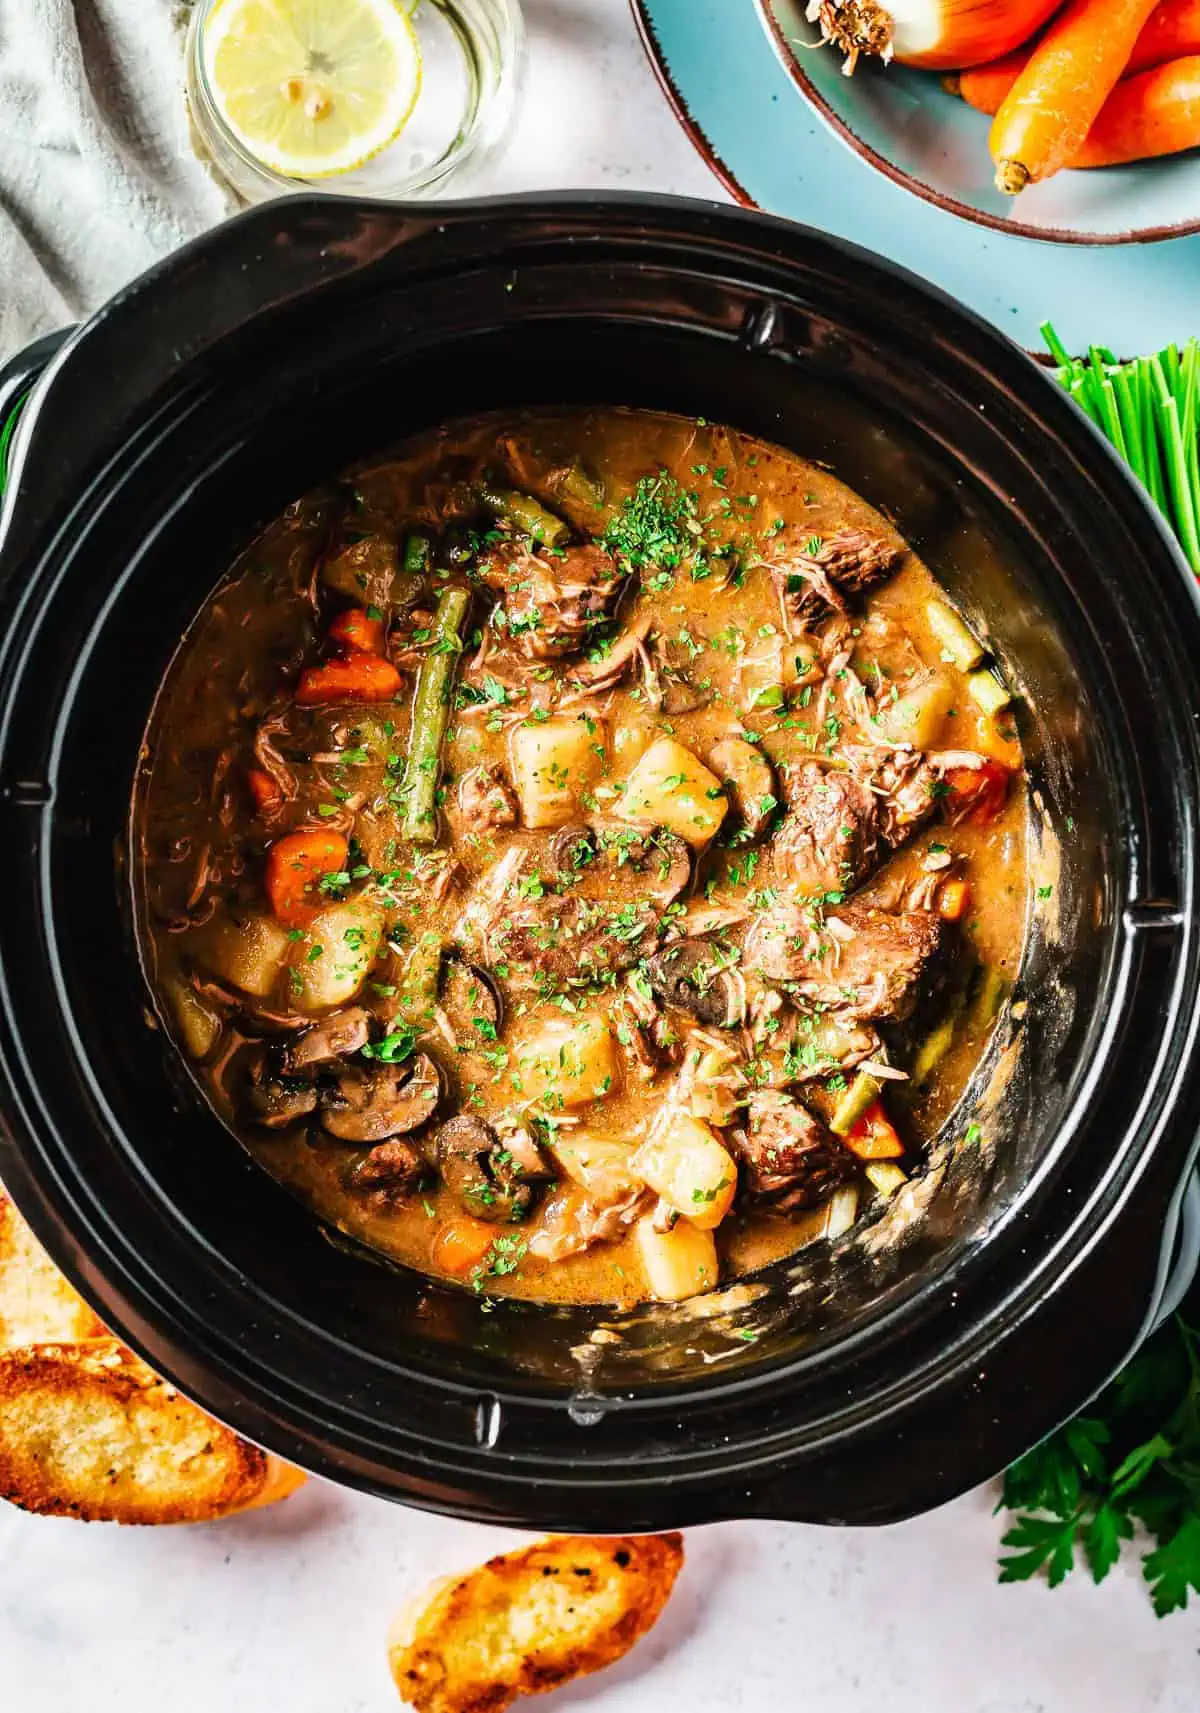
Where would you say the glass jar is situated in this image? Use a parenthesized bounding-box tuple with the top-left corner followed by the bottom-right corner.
(185, 0, 525, 203)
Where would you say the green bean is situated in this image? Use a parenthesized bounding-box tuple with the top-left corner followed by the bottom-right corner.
(400, 586, 470, 845)
(479, 485, 570, 548)
(911, 1016, 956, 1087)
(403, 532, 431, 574)
(969, 965, 1011, 1033)
(830, 1070, 880, 1137)
(551, 461, 606, 514)
(967, 669, 1012, 716)
(926, 599, 983, 671)
(397, 931, 444, 1029)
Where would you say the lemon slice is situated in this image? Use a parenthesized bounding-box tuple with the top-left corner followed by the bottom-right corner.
(203, 0, 422, 180)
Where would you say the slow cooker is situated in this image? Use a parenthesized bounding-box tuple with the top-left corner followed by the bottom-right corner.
(0, 193, 1198, 1529)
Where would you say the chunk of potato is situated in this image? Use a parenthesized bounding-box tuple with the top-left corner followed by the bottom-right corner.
(514, 1016, 617, 1111)
(509, 714, 607, 829)
(620, 737, 727, 849)
(290, 897, 385, 1013)
(633, 1111, 737, 1230)
(612, 724, 652, 773)
(683, 1042, 742, 1128)
(550, 1133, 640, 1203)
(635, 1217, 718, 1302)
(164, 978, 222, 1062)
(193, 911, 292, 1000)
(876, 673, 954, 748)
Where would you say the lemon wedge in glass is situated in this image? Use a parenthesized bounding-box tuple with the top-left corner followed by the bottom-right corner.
(202, 0, 423, 180)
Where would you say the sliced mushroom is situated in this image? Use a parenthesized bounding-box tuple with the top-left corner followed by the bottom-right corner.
(599, 825, 691, 905)
(439, 956, 504, 1047)
(708, 735, 778, 840)
(549, 823, 597, 882)
(660, 675, 712, 716)
(645, 938, 746, 1028)
(244, 1058, 319, 1130)
(283, 1006, 371, 1075)
(318, 1053, 442, 1144)
(344, 1139, 424, 1203)
(434, 1114, 548, 1223)
(650, 635, 713, 715)
(568, 614, 653, 692)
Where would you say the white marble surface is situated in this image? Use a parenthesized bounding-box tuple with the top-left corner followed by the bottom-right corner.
(3, 4, 1199, 1709)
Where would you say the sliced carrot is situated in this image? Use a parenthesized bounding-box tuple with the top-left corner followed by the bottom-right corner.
(942, 760, 1012, 827)
(844, 1099, 904, 1162)
(1075, 55, 1200, 164)
(295, 650, 402, 706)
(937, 878, 972, 921)
(971, 709, 1023, 768)
(953, 0, 1200, 115)
(247, 768, 283, 814)
(432, 1218, 498, 1277)
(328, 606, 387, 656)
(990, 0, 1163, 191)
(264, 828, 349, 926)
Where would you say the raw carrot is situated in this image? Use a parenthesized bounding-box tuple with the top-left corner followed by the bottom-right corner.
(952, 0, 1200, 115)
(265, 828, 349, 926)
(990, 0, 1164, 192)
(328, 606, 387, 656)
(295, 649, 402, 706)
(941, 760, 1012, 826)
(1075, 54, 1200, 164)
(432, 1218, 498, 1277)
(247, 768, 283, 814)
(937, 878, 972, 922)
(844, 1100, 905, 1162)
(1131, 0, 1200, 76)
(948, 49, 1030, 116)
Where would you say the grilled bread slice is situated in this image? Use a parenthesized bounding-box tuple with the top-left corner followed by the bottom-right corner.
(0, 1190, 106, 1347)
(388, 1532, 684, 1713)
(0, 1338, 306, 1524)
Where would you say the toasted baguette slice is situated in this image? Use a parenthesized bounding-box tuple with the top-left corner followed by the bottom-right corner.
(0, 1339, 306, 1524)
(0, 1190, 106, 1348)
(388, 1532, 684, 1713)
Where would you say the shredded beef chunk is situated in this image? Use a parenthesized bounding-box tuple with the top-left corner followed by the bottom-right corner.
(746, 901, 947, 1024)
(485, 896, 660, 993)
(344, 1139, 424, 1205)
(842, 744, 940, 847)
(774, 762, 881, 895)
(458, 764, 518, 834)
(479, 541, 624, 661)
(772, 529, 904, 634)
(735, 1092, 855, 1209)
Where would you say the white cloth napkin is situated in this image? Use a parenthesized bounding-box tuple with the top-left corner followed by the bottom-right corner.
(0, 0, 227, 359)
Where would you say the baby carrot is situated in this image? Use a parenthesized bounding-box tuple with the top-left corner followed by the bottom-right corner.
(265, 828, 349, 925)
(990, 0, 1164, 192)
(1074, 55, 1200, 165)
(247, 768, 283, 814)
(295, 649, 402, 705)
(432, 1218, 498, 1277)
(953, 0, 1200, 115)
(328, 605, 387, 656)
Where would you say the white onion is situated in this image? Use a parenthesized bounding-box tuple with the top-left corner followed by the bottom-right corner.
(807, 0, 1063, 75)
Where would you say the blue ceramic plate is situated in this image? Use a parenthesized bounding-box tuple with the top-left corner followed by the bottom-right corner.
(761, 0, 1200, 245)
(631, 0, 1200, 349)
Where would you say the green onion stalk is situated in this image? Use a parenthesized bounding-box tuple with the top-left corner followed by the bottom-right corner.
(1042, 323, 1200, 576)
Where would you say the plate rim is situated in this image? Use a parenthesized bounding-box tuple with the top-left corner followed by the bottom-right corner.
(631, 0, 1200, 248)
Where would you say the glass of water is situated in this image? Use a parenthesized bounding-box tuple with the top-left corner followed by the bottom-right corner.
(186, 0, 525, 203)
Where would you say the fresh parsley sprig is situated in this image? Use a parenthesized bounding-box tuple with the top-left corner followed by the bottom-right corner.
(997, 1315, 1200, 1615)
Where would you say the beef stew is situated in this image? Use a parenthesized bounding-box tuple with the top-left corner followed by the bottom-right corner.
(133, 408, 1028, 1306)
